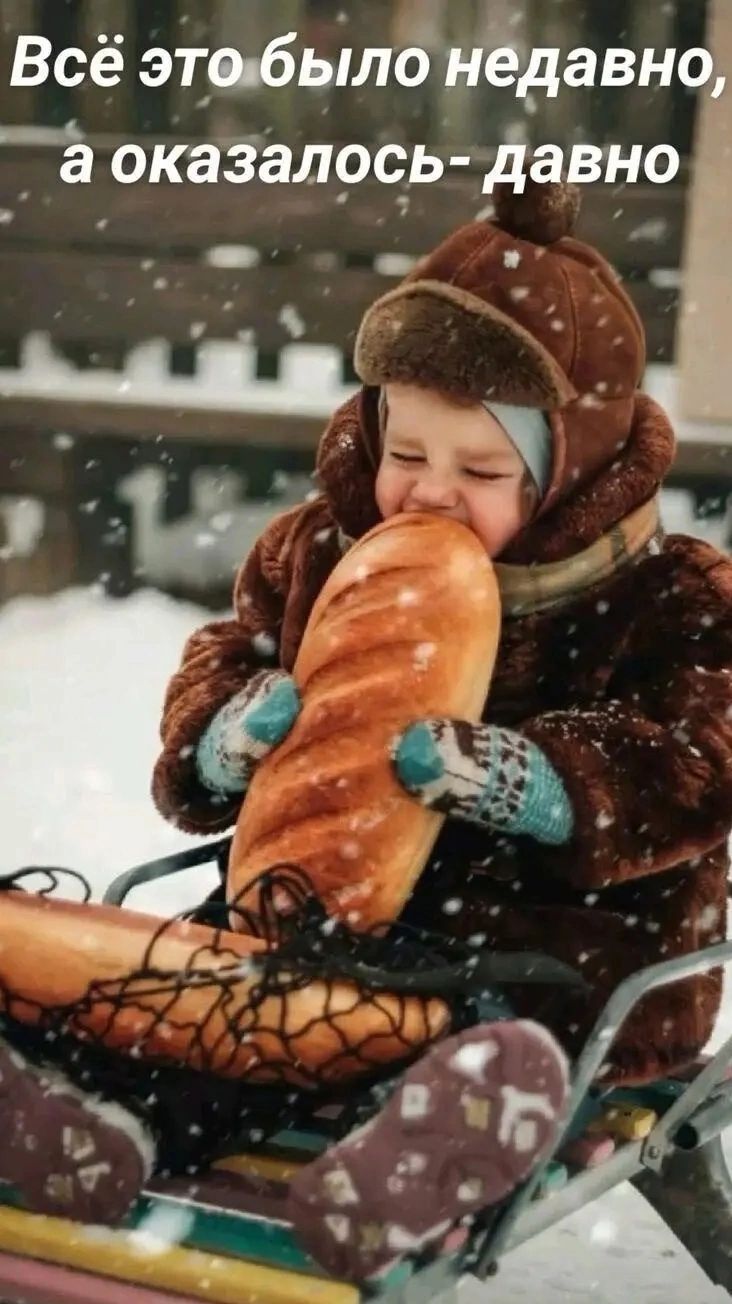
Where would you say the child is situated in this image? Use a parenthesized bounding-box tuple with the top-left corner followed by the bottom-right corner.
(154, 177, 732, 1278)
(3, 178, 732, 1283)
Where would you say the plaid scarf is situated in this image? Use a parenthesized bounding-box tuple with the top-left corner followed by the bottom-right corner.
(495, 498, 661, 617)
(336, 498, 661, 619)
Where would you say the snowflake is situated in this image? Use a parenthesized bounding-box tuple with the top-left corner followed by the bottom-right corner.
(628, 218, 669, 244)
(698, 904, 720, 932)
(590, 1218, 618, 1247)
(503, 249, 522, 269)
(278, 304, 306, 338)
(413, 641, 436, 671)
(338, 840, 361, 860)
(442, 897, 463, 915)
(251, 630, 277, 656)
(129, 1202, 195, 1255)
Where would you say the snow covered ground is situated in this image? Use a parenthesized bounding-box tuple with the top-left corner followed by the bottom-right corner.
(1, 358, 732, 1298)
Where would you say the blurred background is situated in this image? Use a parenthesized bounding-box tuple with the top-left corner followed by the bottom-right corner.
(0, 0, 730, 882)
(0, 0, 730, 610)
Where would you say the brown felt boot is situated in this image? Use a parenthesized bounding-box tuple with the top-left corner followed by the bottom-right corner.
(0, 1035, 155, 1225)
(288, 1018, 569, 1282)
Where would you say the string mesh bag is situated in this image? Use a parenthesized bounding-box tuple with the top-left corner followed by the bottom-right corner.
(0, 861, 584, 1173)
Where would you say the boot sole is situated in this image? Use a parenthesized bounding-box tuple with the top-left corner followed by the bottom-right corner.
(0, 1039, 152, 1225)
(288, 1019, 569, 1281)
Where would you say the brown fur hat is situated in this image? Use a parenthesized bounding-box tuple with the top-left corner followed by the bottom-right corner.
(354, 177, 647, 515)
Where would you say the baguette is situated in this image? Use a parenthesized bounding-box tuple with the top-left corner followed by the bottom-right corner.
(0, 890, 448, 1086)
(228, 512, 500, 930)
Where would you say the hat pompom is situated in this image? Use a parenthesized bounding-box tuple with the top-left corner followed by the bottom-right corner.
(492, 177, 580, 245)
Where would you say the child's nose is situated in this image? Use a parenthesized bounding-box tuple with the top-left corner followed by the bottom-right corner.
(410, 471, 459, 509)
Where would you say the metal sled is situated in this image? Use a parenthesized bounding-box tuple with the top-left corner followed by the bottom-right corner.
(2, 839, 732, 1304)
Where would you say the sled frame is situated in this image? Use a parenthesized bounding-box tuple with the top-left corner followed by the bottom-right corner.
(101, 837, 232, 907)
(468, 937, 732, 1294)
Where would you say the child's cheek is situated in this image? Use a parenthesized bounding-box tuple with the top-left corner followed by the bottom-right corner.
(470, 492, 524, 557)
(375, 464, 404, 518)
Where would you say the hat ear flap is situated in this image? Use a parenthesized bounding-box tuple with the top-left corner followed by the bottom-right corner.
(316, 390, 382, 539)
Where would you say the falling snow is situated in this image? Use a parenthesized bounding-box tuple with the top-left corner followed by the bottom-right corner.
(413, 641, 436, 671)
(250, 630, 277, 657)
(278, 304, 306, 339)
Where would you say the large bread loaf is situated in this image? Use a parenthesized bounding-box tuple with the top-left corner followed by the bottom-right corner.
(228, 512, 500, 930)
(0, 890, 448, 1085)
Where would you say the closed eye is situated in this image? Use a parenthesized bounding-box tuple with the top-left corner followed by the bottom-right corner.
(464, 469, 510, 481)
(390, 451, 426, 465)
(389, 452, 510, 481)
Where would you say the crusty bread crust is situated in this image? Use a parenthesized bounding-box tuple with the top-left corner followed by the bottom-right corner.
(228, 513, 500, 930)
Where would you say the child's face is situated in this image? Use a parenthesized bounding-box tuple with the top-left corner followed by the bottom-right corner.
(374, 384, 538, 558)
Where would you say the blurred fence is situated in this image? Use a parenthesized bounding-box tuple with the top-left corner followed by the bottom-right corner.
(1, 0, 729, 609)
(0, 139, 705, 601)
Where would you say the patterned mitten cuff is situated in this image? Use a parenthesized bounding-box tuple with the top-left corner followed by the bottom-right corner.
(195, 670, 300, 797)
(394, 719, 574, 846)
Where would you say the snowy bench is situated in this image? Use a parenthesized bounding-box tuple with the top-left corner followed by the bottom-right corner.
(0, 136, 725, 605)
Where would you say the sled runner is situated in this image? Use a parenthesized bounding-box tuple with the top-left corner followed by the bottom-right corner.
(1, 839, 732, 1303)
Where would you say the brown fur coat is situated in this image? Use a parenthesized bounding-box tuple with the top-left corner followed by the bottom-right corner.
(153, 388, 732, 1085)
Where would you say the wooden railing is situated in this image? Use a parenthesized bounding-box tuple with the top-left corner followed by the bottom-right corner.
(0, 0, 723, 605)
(0, 133, 717, 605)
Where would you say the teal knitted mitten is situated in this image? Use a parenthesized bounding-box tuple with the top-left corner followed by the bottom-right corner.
(394, 719, 574, 846)
(196, 669, 300, 797)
